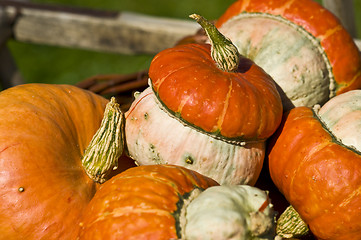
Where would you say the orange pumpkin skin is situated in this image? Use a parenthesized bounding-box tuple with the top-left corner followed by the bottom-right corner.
(0, 84, 109, 239)
(149, 43, 282, 141)
(216, 0, 361, 94)
(216, 0, 361, 96)
(268, 107, 361, 240)
(78, 164, 218, 240)
(214, 0, 361, 113)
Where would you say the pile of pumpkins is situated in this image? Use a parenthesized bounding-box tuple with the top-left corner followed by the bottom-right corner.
(1, 0, 361, 239)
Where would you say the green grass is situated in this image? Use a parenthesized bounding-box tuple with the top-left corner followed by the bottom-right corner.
(5, 0, 361, 87)
(7, 41, 153, 85)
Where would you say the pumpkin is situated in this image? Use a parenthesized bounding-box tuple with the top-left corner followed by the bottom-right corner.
(125, 14, 282, 185)
(215, 0, 361, 111)
(77, 164, 276, 240)
(184, 184, 276, 239)
(0, 83, 127, 239)
(78, 164, 218, 239)
(268, 90, 361, 239)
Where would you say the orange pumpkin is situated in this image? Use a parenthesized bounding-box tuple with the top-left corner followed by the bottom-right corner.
(78, 164, 218, 239)
(0, 84, 128, 239)
(125, 15, 282, 185)
(215, 0, 361, 110)
(149, 15, 282, 141)
(268, 90, 361, 239)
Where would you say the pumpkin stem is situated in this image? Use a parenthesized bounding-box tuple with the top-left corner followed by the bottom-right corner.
(189, 13, 240, 72)
(82, 97, 124, 184)
(276, 205, 310, 239)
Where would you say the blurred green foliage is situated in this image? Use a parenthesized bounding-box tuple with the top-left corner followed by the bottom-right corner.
(7, 0, 236, 86)
(30, 0, 236, 19)
(6, 0, 361, 86)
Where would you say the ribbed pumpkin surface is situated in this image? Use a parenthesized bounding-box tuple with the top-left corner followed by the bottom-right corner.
(0, 84, 108, 239)
(215, 0, 361, 110)
(149, 43, 282, 141)
(268, 106, 361, 239)
(78, 164, 218, 240)
(125, 87, 266, 185)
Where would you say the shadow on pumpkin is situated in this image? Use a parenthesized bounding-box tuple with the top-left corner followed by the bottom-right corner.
(254, 153, 289, 216)
(275, 81, 295, 112)
(106, 154, 138, 180)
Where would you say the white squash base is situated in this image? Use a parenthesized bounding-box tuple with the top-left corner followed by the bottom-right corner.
(125, 87, 265, 185)
(317, 90, 361, 152)
(183, 185, 276, 240)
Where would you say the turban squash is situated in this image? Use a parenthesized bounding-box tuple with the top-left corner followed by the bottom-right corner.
(125, 14, 282, 185)
(215, 0, 361, 111)
(268, 90, 361, 239)
(0, 84, 127, 239)
(78, 164, 276, 240)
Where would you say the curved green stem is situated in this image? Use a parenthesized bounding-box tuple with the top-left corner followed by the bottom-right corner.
(189, 13, 240, 72)
(82, 97, 124, 184)
(276, 205, 310, 239)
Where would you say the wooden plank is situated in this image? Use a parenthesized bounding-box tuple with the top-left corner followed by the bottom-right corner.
(354, 38, 361, 50)
(2, 1, 200, 55)
(323, 0, 357, 38)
